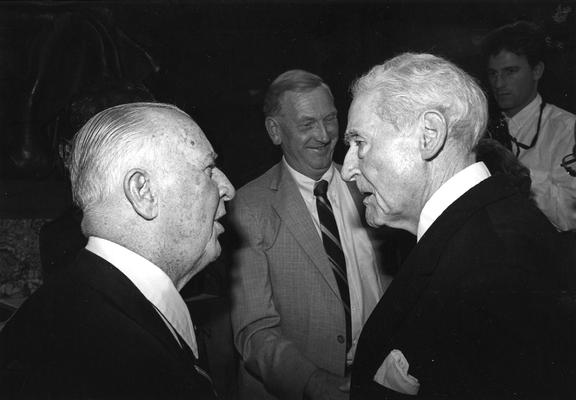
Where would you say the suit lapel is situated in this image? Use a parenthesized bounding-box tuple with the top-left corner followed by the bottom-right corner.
(270, 163, 342, 299)
(71, 250, 194, 368)
(358, 175, 522, 373)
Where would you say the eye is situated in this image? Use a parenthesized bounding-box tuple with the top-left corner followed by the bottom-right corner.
(345, 134, 358, 147)
(503, 67, 519, 77)
(324, 114, 337, 123)
(349, 137, 369, 159)
(299, 121, 316, 131)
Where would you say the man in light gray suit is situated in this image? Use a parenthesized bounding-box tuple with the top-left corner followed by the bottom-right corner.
(230, 70, 399, 400)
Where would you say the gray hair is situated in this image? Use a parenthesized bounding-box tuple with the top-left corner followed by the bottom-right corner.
(351, 53, 488, 151)
(69, 102, 189, 212)
(263, 69, 333, 117)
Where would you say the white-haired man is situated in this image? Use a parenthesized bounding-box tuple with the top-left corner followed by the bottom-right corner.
(343, 53, 574, 399)
(0, 103, 235, 399)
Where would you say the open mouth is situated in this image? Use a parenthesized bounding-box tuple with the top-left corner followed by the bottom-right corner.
(359, 188, 374, 204)
(213, 209, 226, 235)
(362, 194, 374, 205)
(214, 220, 224, 236)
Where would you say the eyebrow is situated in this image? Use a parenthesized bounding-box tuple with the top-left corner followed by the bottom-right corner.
(201, 151, 218, 167)
(297, 116, 316, 124)
(344, 130, 359, 145)
(297, 111, 337, 122)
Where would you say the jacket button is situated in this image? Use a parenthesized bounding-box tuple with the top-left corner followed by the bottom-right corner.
(337, 335, 345, 344)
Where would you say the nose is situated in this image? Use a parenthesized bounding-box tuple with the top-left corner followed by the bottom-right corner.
(315, 122, 332, 144)
(491, 72, 505, 90)
(214, 168, 235, 201)
(341, 146, 358, 181)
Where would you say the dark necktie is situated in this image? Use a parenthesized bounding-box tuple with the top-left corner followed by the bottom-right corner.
(173, 326, 218, 397)
(489, 102, 546, 157)
(314, 179, 351, 351)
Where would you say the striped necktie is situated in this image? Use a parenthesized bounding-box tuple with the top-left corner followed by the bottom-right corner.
(314, 179, 351, 351)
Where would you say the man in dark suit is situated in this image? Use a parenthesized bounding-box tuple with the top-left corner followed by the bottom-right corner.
(0, 102, 235, 399)
(229, 70, 407, 400)
(342, 53, 575, 399)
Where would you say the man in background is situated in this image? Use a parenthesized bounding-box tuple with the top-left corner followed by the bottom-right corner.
(0, 103, 235, 399)
(230, 70, 404, 400)
(343, 53, 574, 398)
(482, 20, 576, 231)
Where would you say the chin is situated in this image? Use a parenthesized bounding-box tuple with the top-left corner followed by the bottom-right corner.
(497, 100, 515, 110)
(365, 211, 386, 228)
(206, 240, 222, 264)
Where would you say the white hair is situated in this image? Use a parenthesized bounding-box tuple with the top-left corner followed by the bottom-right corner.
(351, 53, 488, 151)
(68, 102, 189, 213)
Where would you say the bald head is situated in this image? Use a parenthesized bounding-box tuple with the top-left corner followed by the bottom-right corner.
(68, 102, 235, 287)
(69, 103, 199, 213)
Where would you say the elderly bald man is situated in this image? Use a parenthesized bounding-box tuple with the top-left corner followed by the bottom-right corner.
(0, 103, 235, 399)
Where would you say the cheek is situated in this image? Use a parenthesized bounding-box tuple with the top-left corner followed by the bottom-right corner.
(367, 148, 415, 200)
(327, 123, 339, 138)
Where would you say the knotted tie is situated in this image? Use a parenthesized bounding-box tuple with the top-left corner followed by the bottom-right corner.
(489, 102, 546, 157)
(314, 179, 351, 351)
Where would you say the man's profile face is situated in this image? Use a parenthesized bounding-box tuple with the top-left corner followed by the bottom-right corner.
(342, 92, 422, 233)
(487, 50, 541, 117)
(274, 86, 338, 180)
(159, 112, 235, 288)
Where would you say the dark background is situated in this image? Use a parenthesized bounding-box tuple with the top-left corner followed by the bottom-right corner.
(1, 0, 575, 217)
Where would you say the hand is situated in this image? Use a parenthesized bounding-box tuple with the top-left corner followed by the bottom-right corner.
(304, 368, 350, 400)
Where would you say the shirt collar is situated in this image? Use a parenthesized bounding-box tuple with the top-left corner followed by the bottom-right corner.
(282, 156, 335, 196)
(506, 93, 542, 140)
(85, 236, 198, 357)
(417, 162, 491, 241)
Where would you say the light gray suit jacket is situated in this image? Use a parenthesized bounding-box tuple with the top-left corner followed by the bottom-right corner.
(229, 162, 389, 400)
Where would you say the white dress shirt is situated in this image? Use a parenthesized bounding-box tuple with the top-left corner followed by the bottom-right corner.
(506, 94, 576, 231)
(283, 158, 384, 364)
(86, 236, 198, 357)
(418, 162, 491, 241)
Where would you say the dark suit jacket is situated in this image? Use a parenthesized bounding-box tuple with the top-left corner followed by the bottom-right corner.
(351, 175, 576, 399)
(0, 249, 217, 400)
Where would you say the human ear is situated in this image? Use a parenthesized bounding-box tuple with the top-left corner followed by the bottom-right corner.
(532, 61, 544, 82)
(123, 169, 158, 220)
(419, 110, 447, 161)
(265, 117, 283, 146)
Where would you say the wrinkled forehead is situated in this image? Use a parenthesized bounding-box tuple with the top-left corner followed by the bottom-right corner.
(488, 49, 528, 68)
(280, 86, 335, 112)
(350, 91, 379, 117)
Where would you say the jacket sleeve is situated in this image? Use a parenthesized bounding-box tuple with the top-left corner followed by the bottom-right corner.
(229, 193, 317, 400)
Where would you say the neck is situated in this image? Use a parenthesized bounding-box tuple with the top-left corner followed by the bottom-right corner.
(503, 92, 538, 118)
(425, 152, 475, 208)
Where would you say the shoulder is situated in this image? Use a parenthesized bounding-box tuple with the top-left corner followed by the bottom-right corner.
(465, 176, 557, 260)
(545, 103, 576, 130)
(234, 163, 281, 204)
(229, 163, 283, 236)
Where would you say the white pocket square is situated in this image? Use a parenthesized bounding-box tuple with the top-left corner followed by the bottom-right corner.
(373, 349, 420, 395)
